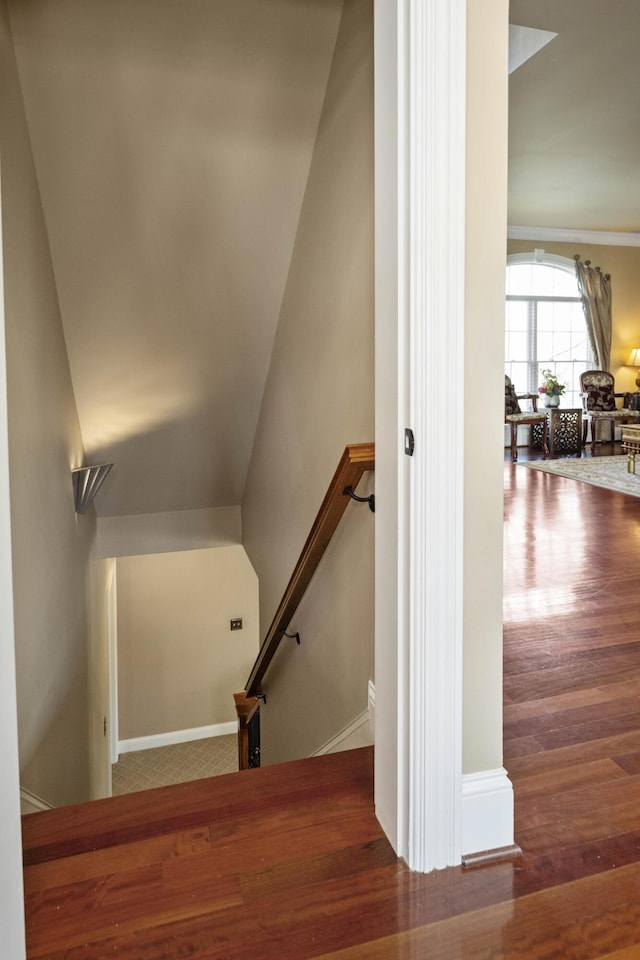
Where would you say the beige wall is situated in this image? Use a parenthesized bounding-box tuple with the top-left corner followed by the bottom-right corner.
(117, 546, 258, 739)
(507, 239, 640, 391)
(463, 0, 509, 774)
(242, 0, 374, 764)
(0, 0, 96, 807)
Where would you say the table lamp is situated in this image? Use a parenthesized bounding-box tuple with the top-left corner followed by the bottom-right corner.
(628, 348, 640, 388)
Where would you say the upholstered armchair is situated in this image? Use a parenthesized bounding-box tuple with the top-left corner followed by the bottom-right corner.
(579, 370, 640, 450)
(505, 375, 549, 461)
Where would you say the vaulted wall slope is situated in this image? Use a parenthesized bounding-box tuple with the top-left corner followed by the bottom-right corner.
(242, 0, 374, 763)
(0, 0, 103, 808)
(7, 0, 343, 518)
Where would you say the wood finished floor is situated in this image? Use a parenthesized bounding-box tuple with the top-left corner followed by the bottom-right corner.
(22, 457, 640, 958)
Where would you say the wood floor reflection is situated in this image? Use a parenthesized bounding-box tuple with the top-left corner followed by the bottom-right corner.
(504, 455, 640, 895)
(21, 457, 640, 958)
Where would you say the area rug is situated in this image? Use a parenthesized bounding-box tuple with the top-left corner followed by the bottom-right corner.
(520, 455, 640, 499)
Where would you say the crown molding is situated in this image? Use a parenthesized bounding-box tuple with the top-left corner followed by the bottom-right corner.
(507, 225, 640, 248)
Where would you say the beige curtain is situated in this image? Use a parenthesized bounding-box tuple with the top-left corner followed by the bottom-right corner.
(574, 254, 612, 371)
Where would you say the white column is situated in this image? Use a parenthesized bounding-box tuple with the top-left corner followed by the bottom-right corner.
(375, 0, 466, 871)
(407, 0, 466, 871)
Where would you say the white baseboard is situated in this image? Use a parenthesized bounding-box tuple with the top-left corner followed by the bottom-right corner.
(118, 721, 237, 755)
(461, 767, 514, 857)
(313, 680, 375, 757)
(20, 787, 53, 815)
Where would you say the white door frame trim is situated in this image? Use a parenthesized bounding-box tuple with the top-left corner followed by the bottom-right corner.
(374, 0, 466, 871)
(107, 564, 119, 768)
(0, 162, 27, 956)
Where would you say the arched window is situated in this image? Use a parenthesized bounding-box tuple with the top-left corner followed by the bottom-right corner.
(505, 252, 593, 408)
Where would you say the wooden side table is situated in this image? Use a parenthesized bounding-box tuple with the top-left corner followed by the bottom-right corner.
(532, 407, 582, 455)
(547, 407, 582, 455)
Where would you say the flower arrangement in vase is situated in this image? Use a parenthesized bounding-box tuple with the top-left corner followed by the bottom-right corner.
(538, 369, 566, 408)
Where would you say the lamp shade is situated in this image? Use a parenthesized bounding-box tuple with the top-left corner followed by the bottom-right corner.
(628, 348, 640, 367)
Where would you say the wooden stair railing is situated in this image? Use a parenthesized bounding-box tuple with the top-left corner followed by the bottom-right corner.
(233, 692, 260, 770)
(234, 442, 374, 769)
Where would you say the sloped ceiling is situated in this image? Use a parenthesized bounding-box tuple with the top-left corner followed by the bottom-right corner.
(8, 0, 342, 516)
(509, 0, 640, 231)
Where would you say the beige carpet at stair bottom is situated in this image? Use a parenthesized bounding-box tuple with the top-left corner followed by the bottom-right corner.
(521, 455, 640, 498)
(112, 735, 237, 796)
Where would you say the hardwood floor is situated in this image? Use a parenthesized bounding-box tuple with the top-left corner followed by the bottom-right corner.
(504, 456, 640, 892)
(22, 457, 640, 958)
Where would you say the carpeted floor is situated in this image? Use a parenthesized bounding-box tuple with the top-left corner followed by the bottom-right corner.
(112, 735, 238, 796)
(520, 454, 640, 497)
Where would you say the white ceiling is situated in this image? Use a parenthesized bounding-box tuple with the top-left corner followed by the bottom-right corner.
(8, 0, 342, 516)
(509, 0, 640, 232)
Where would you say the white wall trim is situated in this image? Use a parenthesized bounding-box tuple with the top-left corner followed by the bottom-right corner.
(20, 787, 54, 816)
(107, 566, 118, 766)
(508, 224, 640, 248)
(367, 678, 375, 725)
(374, 0, 466, 873)
(312, 709, 371, 756)
(312, 681, 376, 757)
(0, 157, 27, 957)
(461, 768, 515, 857)
(118, 721, 236, 754)
(374, 0, 406, 861)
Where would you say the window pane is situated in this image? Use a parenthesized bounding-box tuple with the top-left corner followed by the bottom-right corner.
(506, 264, 534, 296)
(506, 261, 580, 298)
(571, 333, 592, 356)
(537, 303, 592, 361)
(545, 266, 580, 297)
(567, 309, 587, 333)
(506, 332, 528, 361)
(528, 266, 557, 297)
(505, 300, 528, 332)
(555, 362, 575, 385)
(506, 362, 529, 395)
(537, 332, 554, 360)
(551, 331, 572, 361)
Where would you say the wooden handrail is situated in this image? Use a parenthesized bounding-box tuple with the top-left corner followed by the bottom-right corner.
(244, 442, 375, 699)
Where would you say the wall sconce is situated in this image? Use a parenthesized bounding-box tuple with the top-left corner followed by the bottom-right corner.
(628, 348, 640, 389)
(72, 463, 113, 514)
